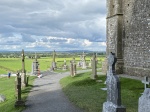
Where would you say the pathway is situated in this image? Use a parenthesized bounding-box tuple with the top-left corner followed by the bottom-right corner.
(22, 71, 86, 112)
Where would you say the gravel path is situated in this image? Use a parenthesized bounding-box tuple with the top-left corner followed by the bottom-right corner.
(22, 71, 86, 112)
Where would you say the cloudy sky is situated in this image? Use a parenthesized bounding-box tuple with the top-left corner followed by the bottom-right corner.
(0, 0, 106, 51)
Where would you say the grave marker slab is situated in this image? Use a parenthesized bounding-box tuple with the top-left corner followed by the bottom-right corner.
(138, 88, 150, 112)
(0, 95, 6, 103)
(102, 52, 126, 112)
(91, 53, 98, 80)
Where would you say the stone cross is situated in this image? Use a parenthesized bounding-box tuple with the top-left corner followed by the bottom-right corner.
(102, 52, 126, 112)
(142, 76, 150, 90)
(21, 49, 26, 87)
(91, 53, 97, 79)
(52, 50, 56, 62)
(70, 61, 74, 77)
(21, 49, 25, 73)
(50, 50, 57, 71)
(15, 72, 25, 107)
(32, 53, 39, 75)
(73, 63, 77, 76)
(82, 52, 87, 69)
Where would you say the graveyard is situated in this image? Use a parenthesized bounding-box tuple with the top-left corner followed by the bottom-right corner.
(0, 51, 149, 112)
(0, 0, 149, 112)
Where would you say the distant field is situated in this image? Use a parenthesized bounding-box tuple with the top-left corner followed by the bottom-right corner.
(0, 56, 105, 74)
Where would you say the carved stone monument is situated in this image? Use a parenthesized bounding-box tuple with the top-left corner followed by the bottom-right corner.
(91, 53, 98, 79)
(82, 52, 87, 69)
(138, 88, 150, 112)
(70, 61, 74, 77)
(50, 50, 57, 71)
(62, 59, 68, 70)
(102, 52, 126, 112)
(15, 72, 25, 107)
(21, 49, 26, 87)
(32, 53, 39, 75)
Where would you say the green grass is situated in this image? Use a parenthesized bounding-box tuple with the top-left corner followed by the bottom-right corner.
(0, 57, 104, 74)
(60, 73, 144, 112)
(0, 76, 36, 112)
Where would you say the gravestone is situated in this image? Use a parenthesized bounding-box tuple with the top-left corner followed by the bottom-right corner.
(50, 50, 57, 71)
(91, 53, 98, 79)
(138, 88, 150, 112)
(70, 61, 74, 77)
(82, 52, 87, 69)
(32, 53, 39, 75)
(0, 94, 6, 103)
(88, 58, 92, 67)
(102, 52, 126, 112)
(62, 59, 68, 70)
(102, 58, 108, 74)
(15, 72, 25, 107)
(142, 76, 150, 90)
(21, 49, 26, 87)
(73, 63, 77, 76)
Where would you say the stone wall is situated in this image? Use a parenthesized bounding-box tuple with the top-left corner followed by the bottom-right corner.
(122, 0, 150, 76)
(107, 0, 150, 76)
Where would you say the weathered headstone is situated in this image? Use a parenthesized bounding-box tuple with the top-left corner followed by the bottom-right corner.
(70, 61, 74, 77)
(88, 58, 92, 67)
(21, 49, 26, 87)
(0, 94, 6, 103)
(32, 53, 39, 75)
(91, 53, 98, 79)
(142, 76, 150, 90)
(50, 50, 57, 71)
(82, 52, 87, 69)
(102, 52, 126, 112)
(15, 72, 25, 107)
(138, 88, 150, 112)
(102, 58, 108, 74)
(62, 59, 68, 70)
(73, 63, 77, 76)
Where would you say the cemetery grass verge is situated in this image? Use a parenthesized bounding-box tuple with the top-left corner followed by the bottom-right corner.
(60, 73, 144, 112)
(0, 76, 36, 112)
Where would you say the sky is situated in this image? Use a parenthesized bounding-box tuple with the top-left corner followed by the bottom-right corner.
(0, 0, 106, 51)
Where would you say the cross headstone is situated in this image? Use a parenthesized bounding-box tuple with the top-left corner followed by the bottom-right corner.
(142, 76, 150, 90)
(102, 52, 126, 112)
(138, 88, 150, 112)
(50, 50, 57, 71)
(91, 53, 98, 79)
(32, 52, 39, 75)
(62, 59, 68, 70)
(70, 61, 74, 77)
(15, 72, 25, 107)
(82, 52, 87, 69)
(73, 63, 77, 76)
(21, 49, 26, 87)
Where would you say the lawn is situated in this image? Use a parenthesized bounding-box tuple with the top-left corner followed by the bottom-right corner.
(0, 76, 36, 112)
(60, 72, 144, 112)
(0, 56, 104, 74)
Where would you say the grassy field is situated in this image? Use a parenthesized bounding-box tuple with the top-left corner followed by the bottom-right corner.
(0, 76, 36, 112)
(60, 72, 144, 112)
(0, 56, 104, 74)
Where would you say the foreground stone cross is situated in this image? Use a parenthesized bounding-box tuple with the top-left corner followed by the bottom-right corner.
(138, 88, 150, 112)
(15, 72, 25, 107)
(91, 53, 98, 79)
(21, 49, 26, 87)
(102, 52, 126, 112)
(50, 50, 57, 71)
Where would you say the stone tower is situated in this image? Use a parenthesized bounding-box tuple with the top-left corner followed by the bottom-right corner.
(107, 0, 150, 76)
(106, 0, 124, 74)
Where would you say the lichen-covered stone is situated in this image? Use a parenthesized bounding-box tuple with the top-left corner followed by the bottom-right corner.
(138, 88, 150, 112)
(107, 0, 150, 76)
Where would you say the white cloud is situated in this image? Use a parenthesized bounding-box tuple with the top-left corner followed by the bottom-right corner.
(0, 0, 106, 51)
